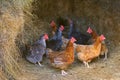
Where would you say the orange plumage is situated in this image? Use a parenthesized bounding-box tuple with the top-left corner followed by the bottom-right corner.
(87, 27, 108, 60)
(76, 35, 105, 68)
(87, 27, 98, 44)
(48, 37, 76, 75)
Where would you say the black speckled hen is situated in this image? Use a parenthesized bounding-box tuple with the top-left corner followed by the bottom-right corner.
(26, 34, 48, 66)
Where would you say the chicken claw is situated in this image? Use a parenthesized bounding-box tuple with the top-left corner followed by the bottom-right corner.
(61, 70, 68, 76)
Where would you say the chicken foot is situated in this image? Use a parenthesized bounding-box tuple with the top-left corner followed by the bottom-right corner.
(83, 61, 90, 68)
(61, 70, 68, 76)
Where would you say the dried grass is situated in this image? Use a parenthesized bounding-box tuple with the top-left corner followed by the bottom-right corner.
(0, 0, 51, 79)
(0, 70, 7, 80)
(0, 0, 120, 79)
(0, 0, 33, 79)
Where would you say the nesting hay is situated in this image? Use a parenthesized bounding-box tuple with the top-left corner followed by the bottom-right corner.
(0, 70, 7, 80)
(0, 0, 120, 79)
(0, 0, 33, 79)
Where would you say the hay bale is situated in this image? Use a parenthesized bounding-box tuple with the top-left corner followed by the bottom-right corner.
(0, 0, 33, 79)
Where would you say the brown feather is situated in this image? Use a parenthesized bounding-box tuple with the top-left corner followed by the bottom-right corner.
(48, 40, 74, 70)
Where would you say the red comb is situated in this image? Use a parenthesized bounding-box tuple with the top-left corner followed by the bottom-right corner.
(71, 37, 77, 43)
(60, 25, 64, 31)
(50, 21, 55, 27)
(87, 27, 93, 34)
(44, 34, 49, 40)
(100, 34, 106, 41)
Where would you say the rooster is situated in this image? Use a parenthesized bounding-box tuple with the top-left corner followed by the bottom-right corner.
(46, 25, 64, 51)
(47, 37, 76, 75)
(76, 34, 106, 68)
(87, 27, 108, 60)
(68, 19, 91, 45)
(26, 34, 49, 66)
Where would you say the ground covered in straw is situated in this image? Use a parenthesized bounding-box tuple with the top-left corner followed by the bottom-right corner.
(17, 15, 120, 79)
(0, 0, 120, 80)
(18, 45, 120, 80)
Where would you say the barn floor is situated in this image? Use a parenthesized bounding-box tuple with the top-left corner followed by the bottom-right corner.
(18, 45, 120, 80)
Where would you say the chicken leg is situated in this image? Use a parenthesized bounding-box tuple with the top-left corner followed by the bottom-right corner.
(38, 62, 44, 67)
(61, 70, 68, 76)
(83, 61, 90, 68)
(104, 49, 108, 60)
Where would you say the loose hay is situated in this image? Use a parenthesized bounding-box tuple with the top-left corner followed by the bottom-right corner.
(0, 0, 33, 79)
(0, 0, 120, 80)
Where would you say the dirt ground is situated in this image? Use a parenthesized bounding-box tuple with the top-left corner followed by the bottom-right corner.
(18, 44, 120, 80)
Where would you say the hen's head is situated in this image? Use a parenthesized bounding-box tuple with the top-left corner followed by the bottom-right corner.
(70, 37, 77, 43)
(87, 27, 93, 34)
(100, 34, 106, 41)
(60, 25, 64, 31)
(44, 34, 49, 40)
(50, 21, 56, 27)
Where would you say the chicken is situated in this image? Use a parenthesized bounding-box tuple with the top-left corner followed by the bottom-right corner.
(87, 27, 98, 44)
(26, 34, 49, 66)
(46, 25, 64, 51)
(76, 34, 106, 68)
(50, 20, 57, 35)
(50, 21, 69, 50)
(47, 37, 76, 75)
(68, 19, 91, 45)
(87, 27, 108, 60)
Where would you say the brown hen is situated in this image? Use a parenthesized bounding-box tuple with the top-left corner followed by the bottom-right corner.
(87, 27, 108, 60)
(76, 35, 106, 68)
(47, 37, 76, 75)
